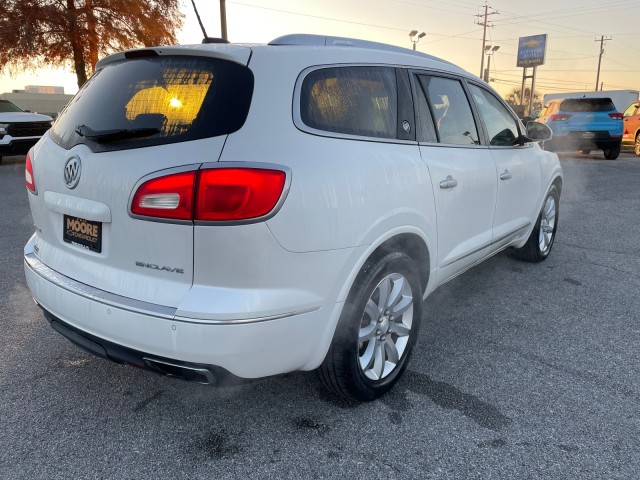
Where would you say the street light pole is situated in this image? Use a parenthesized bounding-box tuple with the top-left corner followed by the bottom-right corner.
(483, 45, 499, 82)
(409, 30, 426, 51)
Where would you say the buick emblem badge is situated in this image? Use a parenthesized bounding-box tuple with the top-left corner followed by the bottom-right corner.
(64, 156, 82, 189)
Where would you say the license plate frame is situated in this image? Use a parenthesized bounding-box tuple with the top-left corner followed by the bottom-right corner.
(582, 132, 596, 139)
(63, 215, 102, 253)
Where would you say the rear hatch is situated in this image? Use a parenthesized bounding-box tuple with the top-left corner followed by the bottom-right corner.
(555, 98, 623, 136)
(27, 47, 253, 307)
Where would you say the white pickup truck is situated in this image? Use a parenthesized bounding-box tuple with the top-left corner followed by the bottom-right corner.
(0, 99, 52, 163)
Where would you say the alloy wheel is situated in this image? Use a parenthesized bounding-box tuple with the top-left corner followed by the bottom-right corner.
(538, 195, 557, 253)
(358, 273, 414, 381)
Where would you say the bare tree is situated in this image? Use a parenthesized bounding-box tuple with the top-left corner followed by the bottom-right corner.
(0, 0, 183, 88)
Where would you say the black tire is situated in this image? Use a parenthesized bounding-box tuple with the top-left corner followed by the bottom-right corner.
(578, 149, 591, 155)
(318, 251, 423, 401)
(512, 185, 560, 262)
(603, 144, 621, 160)
(634, 133, 640, 157)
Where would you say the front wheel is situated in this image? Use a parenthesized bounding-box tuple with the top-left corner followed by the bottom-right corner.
(512, 185, 560, 262)
(635, 133, 640, 157)
(604, 144, 621, 160)
(318, 251, 423, 401)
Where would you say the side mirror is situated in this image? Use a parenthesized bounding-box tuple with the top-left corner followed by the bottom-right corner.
(525, 121, 552, 142)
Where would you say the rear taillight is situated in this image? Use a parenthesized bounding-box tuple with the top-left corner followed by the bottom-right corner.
(25, 152, 36, 194)
(131, 167, 287, 222)
(609, 113, 623, 120)
(196, 168, 286, 221)
(550, 114, 572, 121)
(131, 171, 196, 220)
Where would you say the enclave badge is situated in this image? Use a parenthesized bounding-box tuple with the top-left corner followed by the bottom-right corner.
(64, 155, 82, 189)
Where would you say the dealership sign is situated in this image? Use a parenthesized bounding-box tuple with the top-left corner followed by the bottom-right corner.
(517, 34, 547, 67)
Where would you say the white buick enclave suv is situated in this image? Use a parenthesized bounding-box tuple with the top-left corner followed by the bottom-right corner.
(24, 34, 561, 401)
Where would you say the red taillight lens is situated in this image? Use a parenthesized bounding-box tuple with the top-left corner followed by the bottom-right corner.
(196, 168, 286, 221)
(131, 171, 196, 220)
(25, 152, 36, 193)
(609, 113, 623, 120)
(550, 114, 571, 121)
(130, 167, 287, 222)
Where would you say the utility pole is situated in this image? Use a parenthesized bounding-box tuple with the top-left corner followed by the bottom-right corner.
(475, 2, 499, 78)
(594, 35, 611, 92)
(220, 0, 228, 40)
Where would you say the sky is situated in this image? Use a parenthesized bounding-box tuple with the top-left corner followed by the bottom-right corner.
(1, 0, 638, 101)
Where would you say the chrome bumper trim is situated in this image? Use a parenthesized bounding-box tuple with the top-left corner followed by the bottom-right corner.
(25, 252, 321, 325)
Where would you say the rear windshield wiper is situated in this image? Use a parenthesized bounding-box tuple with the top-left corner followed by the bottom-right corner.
(75, 124, 161, 143)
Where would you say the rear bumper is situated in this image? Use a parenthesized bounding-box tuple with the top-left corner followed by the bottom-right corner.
(42, 310, 241, 385)
(24, 248, 341, 379)
(545, 131, 621, 152)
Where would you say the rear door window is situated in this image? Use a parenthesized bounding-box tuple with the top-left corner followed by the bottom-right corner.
(51, 55, 254, 152)
(560, 98, 615, 112)
(416, 75, 479, 146)
(300, 66, 398, 139)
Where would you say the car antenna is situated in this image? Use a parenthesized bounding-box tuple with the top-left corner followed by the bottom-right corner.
(190, 0, 209, 40)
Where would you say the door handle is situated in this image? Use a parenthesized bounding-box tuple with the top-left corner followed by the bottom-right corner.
(500, 170, 512, 181)
(439, 175, 458, 189)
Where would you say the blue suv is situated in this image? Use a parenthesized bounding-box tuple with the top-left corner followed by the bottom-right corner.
(536, 97, 623, 159)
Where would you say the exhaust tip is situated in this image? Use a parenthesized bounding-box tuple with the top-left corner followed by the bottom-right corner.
(143, 357, 217, 385)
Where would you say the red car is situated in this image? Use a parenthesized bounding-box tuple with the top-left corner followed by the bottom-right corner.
(622, 101, 640, 156)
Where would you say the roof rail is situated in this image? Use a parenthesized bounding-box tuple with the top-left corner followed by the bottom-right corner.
(268, 34, 453, 65)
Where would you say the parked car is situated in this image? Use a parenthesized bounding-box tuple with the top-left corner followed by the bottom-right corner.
(0, 99, 52, 164)
(536, 97, 623, 159)
(23, 34, 562, 401)
(622, 101, 640, 156)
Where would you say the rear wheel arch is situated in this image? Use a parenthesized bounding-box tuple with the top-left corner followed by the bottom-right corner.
(318, 234, 430, 400)
(364, 233, 431, 295)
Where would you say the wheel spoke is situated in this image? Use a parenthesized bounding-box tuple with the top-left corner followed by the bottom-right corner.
(371, 341, 385, 380)
(359, 322, 377, 343)
(391, 295, 413, 317)
(545, 198, 555, 217)
(359, 340, 376, 371)
(384, 337, 399, 364)
(389, 320, 411, 337)
(364, 299, 378, 322)
(376, 277, 391, 313)
(386, 276, 404, 309)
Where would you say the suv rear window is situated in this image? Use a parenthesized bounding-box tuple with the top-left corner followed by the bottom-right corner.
(560, 98, 615, 112)
(51, 55, 254, 152)
(300, 66, 397, 139)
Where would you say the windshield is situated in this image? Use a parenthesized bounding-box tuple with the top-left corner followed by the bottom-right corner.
(51, 55, 254, 152)
(0, 100, 24, 113)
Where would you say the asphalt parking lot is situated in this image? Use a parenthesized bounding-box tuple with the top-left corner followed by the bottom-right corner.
(1, 152, 639, 479)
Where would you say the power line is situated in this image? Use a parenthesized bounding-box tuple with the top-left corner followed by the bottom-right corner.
(227, 1, 409, 33)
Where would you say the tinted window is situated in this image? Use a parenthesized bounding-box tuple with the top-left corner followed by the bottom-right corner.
(469, 84, 520, 146)
(51, 55, 254, 152)
(413, 76, 437, 143)
(418, 76, 479, 145)
(0, 100, 23, 113)
(560, 98, 615, 112)
(300, 67, 397, 139)
(623, 103, 639, 117)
